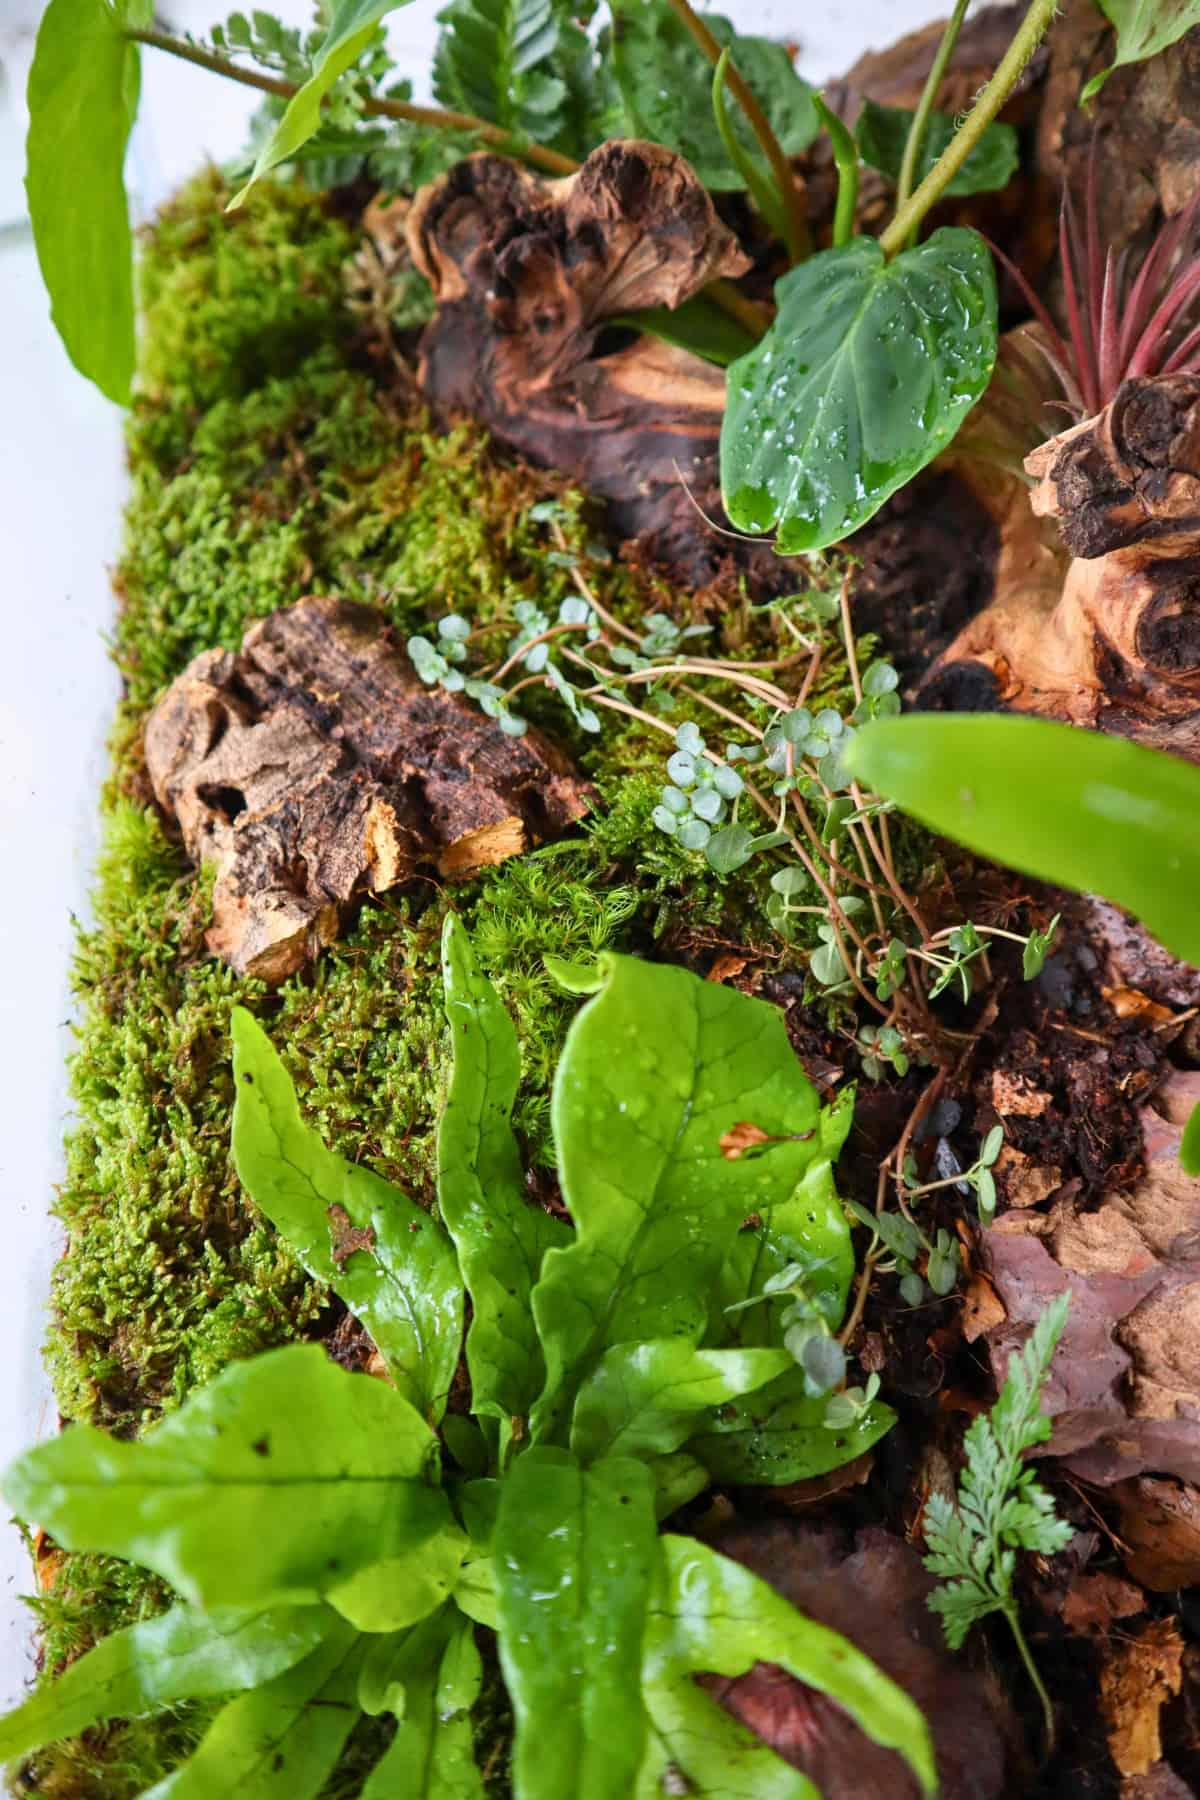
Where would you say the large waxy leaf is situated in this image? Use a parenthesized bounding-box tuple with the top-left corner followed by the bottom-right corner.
(1083, 1, 1200, 99)
(528, 955, 822, 1443)
(142, 1619, 363, 1800)
(231, 0, 413, 206)
(232, 1007, 462, 1423)
(638, 1537, 938, 1798)
(495, 1449, 658, 1799)
(721, 229, 997, 553)
(25, 0, 144, 403)
(856, 99, 1019, 197)
(569, 1342, 793, 1463)
(608, 0, 818, 191)
(0, 1603, 331, 1764)
(439, 916, 569, 1447)
(844, 713, 1200, 965)
(359, 1607, 484, 1798)
(2, 1345, 455, 1631)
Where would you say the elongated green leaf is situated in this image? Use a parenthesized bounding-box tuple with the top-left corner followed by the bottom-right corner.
(529, 955, 823, 1443)
(25, 0, 142, 403)
(570, 1342, 792, 1463)
(495, 1449, 657, 1799)
(688, 1369, 895, 1485)
(1181, 1103, 1200, 1176)
(360, 1607, 484, 1798)
(231, 0, 413, 206)
(608, 0, 818, 191)
(232, 1008, 462, 1423)
(856, 99, 1019, 197)
(844, 714, 1200, 965)
(1083, 1, 1200, 100)
(611, 296, 759, 369)
(3, 1345, 454, 1630)
(721, 229, 997, 553)
(0, 1603, 331, 1764)
(439, 917, 569, 1445)
(142, 1619, 363, 1800)
(639, 1537, 937, 1798)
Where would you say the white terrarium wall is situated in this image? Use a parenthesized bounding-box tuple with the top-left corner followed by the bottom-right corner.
(0, 0, 950, 1712)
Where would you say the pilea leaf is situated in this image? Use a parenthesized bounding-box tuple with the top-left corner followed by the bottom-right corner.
(232, 1006, 462, 1423)
(25, 0, 145, 403)
(720, 229, 997, 553)
(1083, 0, 1200, 100)
(440, 915, 570, 1450)
(856, 98, 1019, 197)
(495, 1449, 658, 1799)
(529, 954, 823, 1444)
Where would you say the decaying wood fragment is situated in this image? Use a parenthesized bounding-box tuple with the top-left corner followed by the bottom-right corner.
(144, 597, 588, 981)
(406, 139, 771, 585)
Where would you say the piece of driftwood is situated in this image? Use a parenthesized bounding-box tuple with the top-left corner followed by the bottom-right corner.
(144, 597, 588, 981)
(405, 139, 776, 586)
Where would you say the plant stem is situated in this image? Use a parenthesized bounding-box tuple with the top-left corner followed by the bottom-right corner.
(1004, 1603, 1057, 1756)
(124, 25, 578, 175)
(896, 0, 970, 214)
(879, 0, 1057, 255)
(813, 96, 859, 249)
(663, 0, 811, 258)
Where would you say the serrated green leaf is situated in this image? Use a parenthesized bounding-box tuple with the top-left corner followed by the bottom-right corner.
(638, 1537, 937, 1797)
(495, 1449, 658, 1799)
(721, 230, 997, 553)
(25, 0, 143, 403)
(1083, 0, 1200, 100)
(856, 99, 1019, 197)
(231, 0, 413, 206)
(232, 1008, 462, 1423)
(0, 1603, 331, 1764)
(570, 1341, 793, 1462)
(440, 917, 570, 1448)
(359, 1608, 484, 1799)
(2, 1345, 455, 1630)
(608, 0, 818, 191)
(141, 1618, 363, 1800)
(433, 0, 581, 146)
(845, 714, 1200, 966)
(528, 955, 823, 1444)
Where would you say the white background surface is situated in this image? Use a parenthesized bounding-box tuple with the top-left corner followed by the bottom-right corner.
(0, 0, 949, 1713)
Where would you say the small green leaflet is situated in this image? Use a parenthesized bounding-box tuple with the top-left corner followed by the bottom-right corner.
(231, 0, 413, 207)
(359, 1607, 484, 1799)
(1181, 1102, 1200, 1176)
(2, 1344, 454, 1630)
(25, 0, 145, 403)
(141, 1619, 363, 1800)
(608, 0, 818, 191)
(0, 1603, 331, 1763)
(232, 1006, 462, 1423)
(856, 99, 1019, 197)
(1083, 1, 1200, 100)
(844, 714, 1200, 965)
(529, 954, 822, 1444)
(721, 229, 997, 553)
(569, 1341, 794, 1463)
(639, 1536, 937, 1797)
(495, 1449, 658, 1799)
(433, 0, 586, 149)
(439, 916, 570, 1446)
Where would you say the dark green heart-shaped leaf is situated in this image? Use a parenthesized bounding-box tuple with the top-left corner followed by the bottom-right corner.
(856, 99, 1019, 197)
(720, 229, 997, 553)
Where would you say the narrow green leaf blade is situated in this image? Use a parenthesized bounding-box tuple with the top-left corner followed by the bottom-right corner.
(1181, 1102, 1200, 1176)
(0, 1603, 331, 1764)
(856, 99, 1018, 197)
(25, 0, 141, 402)
(844, 713, 1200, 965)
(1084, 1, 1200, 100)
(232, 1007, 462, 1422)
(142, 1619, 363, 1800)
(642, 1537, 937, 1797)
(495, 1449, 657, 1799)
(529, 956, 823, 1444)
(439, 916, 570, 1438)
(721, 230, 997, 553)
(231, 0, 413, 206)
(570, 1342, 793, 1463)
(360, 1608, 484, 1799)
(2, 1345, 453, 1628)
(611, 296, 759, 368)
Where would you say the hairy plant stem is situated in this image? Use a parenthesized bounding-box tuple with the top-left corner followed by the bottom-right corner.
(879, 0, 1058, 255)
(663, 0, 811, 258)
(896, 0, 970, 215)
